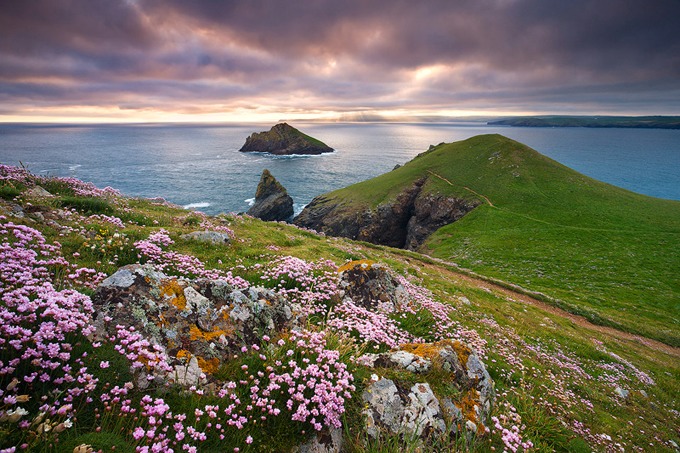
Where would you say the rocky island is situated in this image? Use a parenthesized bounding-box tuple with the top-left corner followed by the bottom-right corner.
(247, 169, 294, 221)
(239, 122, 334, 155)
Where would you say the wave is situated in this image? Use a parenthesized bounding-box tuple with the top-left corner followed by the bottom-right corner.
(244, 198, 255, 206)
(244, 151, 337, 160)
(183, 202, 211, 209)
(68, 164, 82, 171)
(293, 203, 307, 217)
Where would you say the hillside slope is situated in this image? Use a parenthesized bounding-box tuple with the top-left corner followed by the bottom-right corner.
(295, 134, 680, 346)
(0, 163, 679, 451)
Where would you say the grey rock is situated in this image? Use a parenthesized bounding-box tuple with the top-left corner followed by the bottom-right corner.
(614, 387, 629, 399)
(402, 383, 446, 437)
(247, 169, 294, 222)
(378, 350, 431, 373)
(9, 204, 24, 218)
(362, 378, 405, 438)
(92, 264, 301, 384)
(296, 428, 343, 453)
(362, 340, 494, 438)
(339, 263, 409, 311)
(180, 230, 231, 245)
(98, 267, 137, 289)
(26, 186, 54, 198)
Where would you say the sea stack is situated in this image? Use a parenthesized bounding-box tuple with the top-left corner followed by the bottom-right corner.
(239, 123, 334, 155)
(247, 169, 294, 221)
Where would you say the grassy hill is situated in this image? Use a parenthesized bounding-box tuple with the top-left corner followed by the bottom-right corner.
(300, 134, 680, 347)
(0, 163, 679, 451)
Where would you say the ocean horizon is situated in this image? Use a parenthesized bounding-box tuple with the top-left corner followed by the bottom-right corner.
(1, 122, 679, 215)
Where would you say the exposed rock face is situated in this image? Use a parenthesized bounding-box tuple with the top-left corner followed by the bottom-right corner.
(91, 264, 300, 385)
(361, 340, 495, 440)
(239, 123, 333, 155)
(247, 169, 294, 221)
(294, 178, 480, 250)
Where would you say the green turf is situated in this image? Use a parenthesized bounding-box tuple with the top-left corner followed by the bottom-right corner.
(307, 134, 680, 346)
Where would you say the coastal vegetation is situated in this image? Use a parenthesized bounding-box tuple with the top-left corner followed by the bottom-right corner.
(1, 134, 679, 453)
(296, 135, 680, 347)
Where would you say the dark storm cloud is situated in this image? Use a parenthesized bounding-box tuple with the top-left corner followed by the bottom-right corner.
(1, 0, 679, 117)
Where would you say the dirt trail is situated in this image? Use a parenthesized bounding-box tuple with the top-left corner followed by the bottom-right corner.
(424, 261, 680, 359)
(426, 170, 495, 207)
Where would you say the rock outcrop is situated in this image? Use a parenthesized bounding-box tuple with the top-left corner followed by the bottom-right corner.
(294, 178, 480, 250)
(360, 340, 495, 439)
(91, 264, 300, 386)
(239, 123, 333, 155)
(247, 169, 294, 221)
(90, 261, 495, 449)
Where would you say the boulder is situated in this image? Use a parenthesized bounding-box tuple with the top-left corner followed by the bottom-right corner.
(338, 262, 409, 310)
(361, 340, 494, 440)
(180, 230, 231, 245)
(239, 123, 333, 155)
(91, 264, 300, 385)
(247, 169, 294, 221)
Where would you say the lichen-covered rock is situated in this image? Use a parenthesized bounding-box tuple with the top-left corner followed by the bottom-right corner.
(338, 262, 409, 310)
(362, 377, 406, 438)
(361, 340, 495, 440)
(92, 264, 300, 383)
(362, 377, 446, 440)
(247, 169, 294, 221)
(180, 230, 231, 244)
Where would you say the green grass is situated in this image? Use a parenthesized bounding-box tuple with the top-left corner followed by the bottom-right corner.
(3, 164, 679, 451)
(309, 134, 680, 346)
(59, 195, 115, 215)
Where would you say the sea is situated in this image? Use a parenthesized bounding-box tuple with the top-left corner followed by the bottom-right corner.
(1, 122, 679, 216)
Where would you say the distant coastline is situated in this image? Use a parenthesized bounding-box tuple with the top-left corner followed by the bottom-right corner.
(488, 115, 680, 129)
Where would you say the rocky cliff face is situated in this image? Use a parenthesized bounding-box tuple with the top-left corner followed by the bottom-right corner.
(294, 179, 480, 250)
(239, 123, 333, 155)
(247, 169, 294, 221)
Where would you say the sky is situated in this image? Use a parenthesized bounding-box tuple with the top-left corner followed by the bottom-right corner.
(1, 0, 679, 123)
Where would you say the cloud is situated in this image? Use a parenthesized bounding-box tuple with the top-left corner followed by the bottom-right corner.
(1, 0, 679, 120)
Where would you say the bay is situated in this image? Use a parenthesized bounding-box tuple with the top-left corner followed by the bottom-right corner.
(1, 122, 679, 216)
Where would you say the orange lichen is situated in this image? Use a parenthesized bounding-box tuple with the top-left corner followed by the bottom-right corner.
(189, 325, 230, 342)
(400, 342, 445, 361)
(450, 340, 472, 366)
(399, 339, 472, 367)
(454, 388, 485, 435)
(161, 280, 187, 310)
(337, 259, 376, 273)
(197, 357, 220, 375)
(176, 349, 191, 360)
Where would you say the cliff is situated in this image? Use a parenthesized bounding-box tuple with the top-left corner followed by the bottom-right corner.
(294, 177, 479, 250)
(239, 123, 334, 155)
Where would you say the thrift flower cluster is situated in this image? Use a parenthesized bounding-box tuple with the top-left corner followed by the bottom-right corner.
(258, 255, 339, 315)
(93, 331, 354, 452)
(134, 229, 247, 288)
(0, 217, 99, 445)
